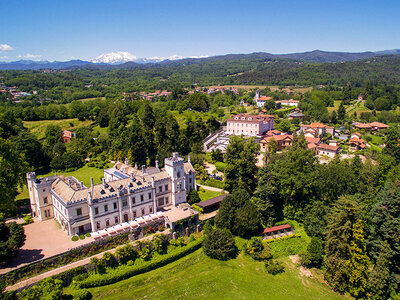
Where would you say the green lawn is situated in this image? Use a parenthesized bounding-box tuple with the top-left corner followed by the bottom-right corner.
(37, 164, 113, 187)
(23, 119, 94, 139)
(198, 187, 223, 201)
(82, 249, 346, 300)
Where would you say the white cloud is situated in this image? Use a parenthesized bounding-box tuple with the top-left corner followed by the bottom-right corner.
(0, 44, 14, 51)
(17, 53, 42, 59)
(92, 51, 137, 64)
(0, 56, 8, 59)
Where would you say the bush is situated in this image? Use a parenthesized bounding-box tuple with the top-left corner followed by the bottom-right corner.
(265, 260, 285, 275)
(22, 215, 33, 225)
(72, 236, 79, 242)
(79, 234, 85, 240)
(77, 238, 204, 288)
(73, 289, 92, 300)
(115, 244, 136, 265)
(85, 233, 91, 237)
(202, 228, 237, 260)
(101, 252, 118, 268)
(152, 234, 169, 255)
(245, 237, 272, 260)
(187, 189, 201, 205)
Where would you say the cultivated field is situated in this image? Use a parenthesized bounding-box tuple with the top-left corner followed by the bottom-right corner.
(23, 119, 94, 139)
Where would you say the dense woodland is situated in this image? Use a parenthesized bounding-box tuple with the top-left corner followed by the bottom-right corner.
(1, 54, 400, 299)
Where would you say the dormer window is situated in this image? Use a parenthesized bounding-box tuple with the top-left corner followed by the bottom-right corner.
(248, 117, 252, 120)
(109, 187, 115, 192)
(241, 117, 245, 120)
(235, 117, 238, 120)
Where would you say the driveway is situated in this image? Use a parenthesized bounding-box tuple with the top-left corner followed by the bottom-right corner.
(0, 219, 94, 274)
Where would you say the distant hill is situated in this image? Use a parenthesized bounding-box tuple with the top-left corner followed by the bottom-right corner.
(0, 49, 399, 70)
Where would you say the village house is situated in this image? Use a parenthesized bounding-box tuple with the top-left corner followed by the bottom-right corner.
(299, 122, 335, 138)
(259, 129, 293, 152)
(305, 136, 321, 150)
(316, 143, 340, 158)
(349, 132, 366, 151)
(287, 110, 305, 120)
(353, 122, 389, 131)
(27, 153, 196, 236)
(62, 130, 75, 143)
(275, 99, 299, 107)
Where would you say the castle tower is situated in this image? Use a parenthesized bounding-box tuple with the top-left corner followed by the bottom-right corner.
(164, 152, 186, 206)
(26, 172, 38, 217)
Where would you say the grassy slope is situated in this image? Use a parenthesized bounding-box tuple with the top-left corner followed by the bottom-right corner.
(328, 100, 372, 115)
(23, 118, 94, 139)
(86, 249, 346, 300)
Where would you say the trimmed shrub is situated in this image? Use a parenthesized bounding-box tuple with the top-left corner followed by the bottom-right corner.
(79, 234, 85, 240)
(265, 260, 285, 275)
(85, 233, 91, 238)
(76, 238, 204, 288)
(73, 289, 92, 300)
(72, 236, 79, 242)
(23, 215, 34, 225)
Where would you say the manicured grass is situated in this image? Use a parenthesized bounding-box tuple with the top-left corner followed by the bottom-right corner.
(363, 134, 384, 145)
(16, 185, 30, 200)
(198, 187, 222, 201)
(23, 118, 94, 139)
(38, 163, 113, 187)
(83, 249, 346, 300)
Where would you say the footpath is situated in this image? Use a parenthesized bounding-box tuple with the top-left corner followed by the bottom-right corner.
(5, 232, 160, 292)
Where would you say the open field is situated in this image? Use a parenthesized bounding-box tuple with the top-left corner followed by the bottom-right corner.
(328, 100, 373, 115)
(79, 248, 346, 300)
(23, 119, 94, 139)
(77, 97, 106, 102)
(203, 85, 312, 93)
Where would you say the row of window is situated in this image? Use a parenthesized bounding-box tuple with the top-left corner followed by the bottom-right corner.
(43, 209, 51, 218)
(95, 206, 153, 229)
(158, 184, 169, 193)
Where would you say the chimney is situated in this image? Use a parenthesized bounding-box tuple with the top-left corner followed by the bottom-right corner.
(124, 157, 128, 165)
(102, 178, 106, 187)
(88, 190, 92, 204)
(173, 152, 178, 159)
(142, 165, 146, 174)
(130, 172, 134, 180)
(151, 176, 155, 187)
(81, 181, 84, 189)
(134, 163, 138, 169)
(90, 177, 94, 187)
(68, 178, 71, 187)
(155, 160, 159, 169)
(188, 155, 191, 164)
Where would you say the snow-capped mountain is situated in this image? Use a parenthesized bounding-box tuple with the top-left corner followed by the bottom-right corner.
(91, 51, 137, 64)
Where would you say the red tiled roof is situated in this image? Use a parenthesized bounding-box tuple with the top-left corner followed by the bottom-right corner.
(258, 96, 273, 101)
(305, 137, 321, 144)
(317, 143, 339, 152)
(263, 224, 292, 234)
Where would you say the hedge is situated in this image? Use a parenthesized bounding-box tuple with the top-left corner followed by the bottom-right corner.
(76, 237, 204, 288)
(198, 178, 225, 189)
(214, 162, 227, 173)
(3, 232, 130, 286)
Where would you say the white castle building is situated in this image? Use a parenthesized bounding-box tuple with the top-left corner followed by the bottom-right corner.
(27, 153, 196, 236)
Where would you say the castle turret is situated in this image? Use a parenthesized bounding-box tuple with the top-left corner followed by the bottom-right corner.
(165, 152, 186, 206)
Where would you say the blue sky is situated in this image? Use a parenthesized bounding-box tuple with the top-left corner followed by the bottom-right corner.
(0, 0, 399, 61)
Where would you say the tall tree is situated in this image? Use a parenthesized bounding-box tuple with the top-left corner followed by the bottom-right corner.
(224, 136, 259, 193)
(324, 195, 361, 293)
(337, 101, 346, 121)
(368, 241, 393, 300)
(347, 219, 370, 299)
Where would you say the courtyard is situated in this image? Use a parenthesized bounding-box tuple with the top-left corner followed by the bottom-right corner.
(0, 219, 94, 274)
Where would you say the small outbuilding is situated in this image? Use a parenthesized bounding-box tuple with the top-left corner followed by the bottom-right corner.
(262, 224, 294, 240)
(195, 194, 228, 214)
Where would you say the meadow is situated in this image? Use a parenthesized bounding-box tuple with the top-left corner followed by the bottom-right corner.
(82, 248, 346, 300)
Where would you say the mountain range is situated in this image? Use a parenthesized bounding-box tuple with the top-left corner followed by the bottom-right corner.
(0, 49, 399, 70)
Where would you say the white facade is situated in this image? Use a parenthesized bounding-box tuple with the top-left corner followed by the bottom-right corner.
(27, 153, 196, 236)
